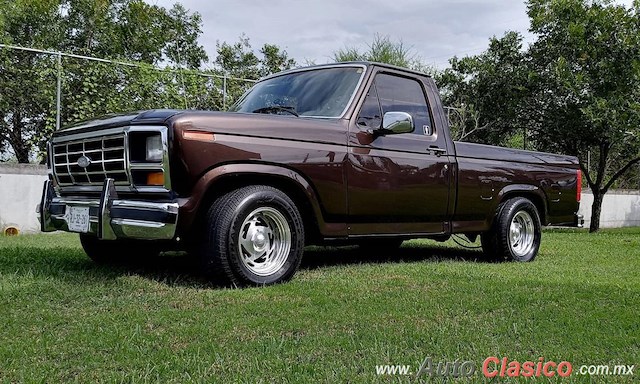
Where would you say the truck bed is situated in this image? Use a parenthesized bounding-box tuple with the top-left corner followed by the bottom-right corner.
(452, 142, 580, 231)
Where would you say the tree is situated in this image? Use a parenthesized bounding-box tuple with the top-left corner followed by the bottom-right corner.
(259, 43, 296, 78)
(162, 3, 208, 69)
(57, 0, 207, 67)
(55, 0, 209, 124)
(437, 32, 529, 146)
(1, 1, 297, 163)
(333, 34, 435, 74)
(215, 35, 260, 81)
(215, 35, 296, 106)
(525, 0, 640, 232)
(0, 0, 62, 162)
(0, 0, 208, 163)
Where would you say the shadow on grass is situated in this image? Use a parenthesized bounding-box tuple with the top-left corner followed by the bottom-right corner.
(300, 243, 484, 270)
(0, 242, 485, 288)
(0, 246, 216, 288)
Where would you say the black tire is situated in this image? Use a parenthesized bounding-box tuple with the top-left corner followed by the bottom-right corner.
(481, 197, 541, 262)
(200, 185, 305, 287)
(79, 234, 161, 264)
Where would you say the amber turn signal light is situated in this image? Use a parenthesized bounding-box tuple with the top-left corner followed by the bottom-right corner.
(183, 131, 215, 141)
(146, 171, 165, 186)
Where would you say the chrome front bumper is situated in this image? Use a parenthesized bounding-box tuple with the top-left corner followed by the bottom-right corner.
(38, 178, 179, 240)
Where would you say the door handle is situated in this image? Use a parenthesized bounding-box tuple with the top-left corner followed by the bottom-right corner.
(428, 146, 447, 157)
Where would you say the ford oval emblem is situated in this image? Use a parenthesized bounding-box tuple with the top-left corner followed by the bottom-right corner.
(77, 155, 91, 168)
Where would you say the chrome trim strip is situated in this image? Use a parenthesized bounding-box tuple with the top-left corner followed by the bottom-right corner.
(112, 200, 179, 213)
(111, 219, 166, 228)
(98, 178, 117, 240)
(51, 127, 126, 143)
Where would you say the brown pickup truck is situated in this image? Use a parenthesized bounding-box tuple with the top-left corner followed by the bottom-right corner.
(38, 62, 583, 286)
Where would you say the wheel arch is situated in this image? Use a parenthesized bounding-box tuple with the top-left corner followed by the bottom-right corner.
(491, 184, 548, 227)
(179, 163, 325, 244)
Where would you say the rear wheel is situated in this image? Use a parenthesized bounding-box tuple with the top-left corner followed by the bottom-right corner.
(199, 185, 305, 286)
(481, 197, 541, 262)
(79, 234, 161, 264)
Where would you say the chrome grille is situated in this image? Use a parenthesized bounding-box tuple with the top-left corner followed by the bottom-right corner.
(52, 134, 130, 186)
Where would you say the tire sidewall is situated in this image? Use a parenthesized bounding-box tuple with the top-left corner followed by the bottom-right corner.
(225, 189, 304, 285)
(500, 198, 541, 262)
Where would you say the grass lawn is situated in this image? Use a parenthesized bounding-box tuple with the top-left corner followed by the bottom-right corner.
(0, 229, 638, 382)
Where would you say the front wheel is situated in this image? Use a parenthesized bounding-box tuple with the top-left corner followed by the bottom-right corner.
(200, 185, 305, 286)
(481, 197, 541, 262)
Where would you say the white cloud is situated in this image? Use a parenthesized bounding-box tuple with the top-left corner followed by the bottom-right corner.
(145, 0, 634, 69)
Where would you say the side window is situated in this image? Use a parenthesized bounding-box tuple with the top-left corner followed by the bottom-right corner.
(356, 80, 382, 129)
(375, 73, 434, 135)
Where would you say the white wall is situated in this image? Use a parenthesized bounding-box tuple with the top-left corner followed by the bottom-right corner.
(578, 190, 640, 228)
(1, 164, 640, 234)
(0, 164, 48, 234)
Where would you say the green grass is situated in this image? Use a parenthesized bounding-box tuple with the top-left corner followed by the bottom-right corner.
(0, 229, 638, 383)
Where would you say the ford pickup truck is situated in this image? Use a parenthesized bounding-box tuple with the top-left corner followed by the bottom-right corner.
(38, 62, 583, 286)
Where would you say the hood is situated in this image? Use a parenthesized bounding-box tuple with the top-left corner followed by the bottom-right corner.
(55, 110, 183, 137)
(167, 111, 347, 146)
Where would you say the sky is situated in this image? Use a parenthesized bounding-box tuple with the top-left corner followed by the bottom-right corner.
(145, 0, 633, 70)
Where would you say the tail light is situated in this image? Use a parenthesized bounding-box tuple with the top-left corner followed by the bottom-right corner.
(576, 170, 582, 202)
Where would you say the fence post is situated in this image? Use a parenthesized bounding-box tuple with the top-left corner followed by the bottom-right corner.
(223, 73, 227, 110)
(56, 52, 62, 131)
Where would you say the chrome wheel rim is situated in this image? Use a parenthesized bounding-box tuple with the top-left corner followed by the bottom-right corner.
(509, 210, 535, 257)
(237, 207, 291, 276)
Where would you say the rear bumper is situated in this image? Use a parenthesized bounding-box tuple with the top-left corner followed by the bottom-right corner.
(37, 178, 178, 240)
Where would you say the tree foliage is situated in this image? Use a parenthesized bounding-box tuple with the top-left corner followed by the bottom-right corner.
(334, 34, 435, 74)
(438, 32, 529, 145)
(0, 0, 208, 162)
(215, 35, 296, 106)
(0, 0, 62, 162)
(0, 1, 294, 163)
(442, 0, 640, 231)
(525, 0, 640, 231)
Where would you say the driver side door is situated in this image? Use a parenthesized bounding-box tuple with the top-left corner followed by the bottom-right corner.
(346, 70, 452, 235)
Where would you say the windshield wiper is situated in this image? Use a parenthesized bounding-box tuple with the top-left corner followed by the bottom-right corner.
(252, 106, 299, 117)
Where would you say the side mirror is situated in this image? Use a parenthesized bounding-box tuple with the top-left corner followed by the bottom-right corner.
(379, 112, 414, 135)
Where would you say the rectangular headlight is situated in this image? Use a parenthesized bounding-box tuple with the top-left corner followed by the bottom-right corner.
(145, 135, 163, 162)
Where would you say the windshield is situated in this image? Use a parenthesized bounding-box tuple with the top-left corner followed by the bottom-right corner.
(230, 66, 365, 118)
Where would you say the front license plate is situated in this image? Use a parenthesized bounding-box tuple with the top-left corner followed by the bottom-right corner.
(67, 206, 90, 233)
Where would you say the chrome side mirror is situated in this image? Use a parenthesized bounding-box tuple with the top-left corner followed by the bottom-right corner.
(380, 112, 414, 135)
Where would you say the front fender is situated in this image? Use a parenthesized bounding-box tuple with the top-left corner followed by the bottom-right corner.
(177, 163, 342, 237)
